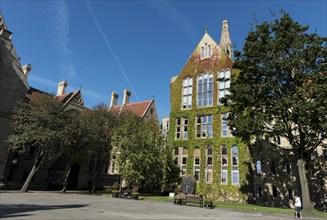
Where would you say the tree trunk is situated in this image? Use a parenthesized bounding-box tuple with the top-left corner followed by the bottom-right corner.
(61, 164, 72, 193)
(297, 159, 314, 210)
(20, 165, 38, 192)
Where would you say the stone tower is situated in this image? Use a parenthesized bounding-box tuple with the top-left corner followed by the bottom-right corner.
(0, 13, 29, 178)
(220, 20, 232, 59)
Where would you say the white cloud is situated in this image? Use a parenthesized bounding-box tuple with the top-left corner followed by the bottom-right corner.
(51, 0, 72, 56)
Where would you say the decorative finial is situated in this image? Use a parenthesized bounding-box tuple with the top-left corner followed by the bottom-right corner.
(205, 26, 208, 33)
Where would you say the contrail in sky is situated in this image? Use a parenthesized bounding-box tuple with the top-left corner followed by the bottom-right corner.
(51, 0, 103, 103)
(87, 1, 140, 101)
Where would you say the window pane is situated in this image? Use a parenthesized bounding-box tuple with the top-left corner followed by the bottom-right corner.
(256, 161, 262, 174)
(209, 73, 213, 81)
(183, 79, 187, 87)
(207, 147, 213, 155)
(232, 156, 238, 166)
(219, 71, 224, 79)
(219, 89, 224, 98)
(232, 171, 239, 184)
(222, 157, 228, 166)
(188, 78, 193, 86)
(207, 171, 212, 182)
(188, 87, 192, 94)
(187, 95, 192, 107)
(219, 81, 224, 88)
(203, 99, 207, 106)
(194, 170, 200, 181)
(221, 171, 227, 183)
(184, 131, 188, 139)
(232, 146, 238, 155)
(207, 157, 212, 165)
(208, 126, 213, 137)
(208, 82, 212, 91)
(198, 84, 202, 93)
(199, 75, 203, 83)
(196, 125, 201, 137)
(225, 70, 231, 78)
(222, 147, 227, 155)
(183, 88, 187, 95)
(225, 80, 230, 88)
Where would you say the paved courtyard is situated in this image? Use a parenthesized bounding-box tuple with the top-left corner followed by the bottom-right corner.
(0, 191, 321, 219)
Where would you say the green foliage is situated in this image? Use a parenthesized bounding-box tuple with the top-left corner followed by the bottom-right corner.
(228, 11, 326, 158)
(7, 93, 66, 192)
(8, 93, 64, 159)
(112, 111, 165, 193)
(86, 104, 118, 192)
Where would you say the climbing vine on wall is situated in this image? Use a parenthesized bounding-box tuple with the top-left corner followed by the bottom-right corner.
(167, 43, 251, 202)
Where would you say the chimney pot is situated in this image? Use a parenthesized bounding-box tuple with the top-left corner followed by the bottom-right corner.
(57, 80, 68, 96)
(22, 64, 32, 79)
(122, 89, 131, 106)
(109, 92, 119, 108)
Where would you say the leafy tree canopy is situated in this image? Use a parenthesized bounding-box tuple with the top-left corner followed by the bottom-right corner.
(226, 11, 326, 159)
(7, 93, 66, 192)
(112, 111, 165, 192)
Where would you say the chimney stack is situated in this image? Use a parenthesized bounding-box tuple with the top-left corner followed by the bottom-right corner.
(57, 80, 68, 96)
(122, 89, 131, 106)
(22, 64, 32, 79)
(109, 92, 119, 108)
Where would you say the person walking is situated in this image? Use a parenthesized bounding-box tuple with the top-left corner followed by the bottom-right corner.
(294, 196, 303, 219)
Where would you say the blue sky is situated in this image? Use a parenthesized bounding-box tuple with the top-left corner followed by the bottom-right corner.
(1, 0, 326, 122)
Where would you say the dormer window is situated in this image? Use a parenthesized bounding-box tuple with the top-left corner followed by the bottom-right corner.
(201, 43, 211, 59)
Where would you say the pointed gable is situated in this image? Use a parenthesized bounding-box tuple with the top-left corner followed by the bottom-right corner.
(173, 29, 233, 83)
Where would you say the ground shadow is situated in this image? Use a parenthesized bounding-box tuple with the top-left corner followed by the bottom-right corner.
(0, 203, 88, 219)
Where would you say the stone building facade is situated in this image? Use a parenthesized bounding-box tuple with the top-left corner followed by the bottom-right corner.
(0, 13, 29, 180)
(168, 20, 251, 201)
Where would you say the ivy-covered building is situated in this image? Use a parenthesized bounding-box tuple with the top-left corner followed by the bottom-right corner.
(168, 20, 251, 200)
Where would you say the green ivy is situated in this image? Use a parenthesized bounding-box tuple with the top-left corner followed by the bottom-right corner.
(167, 43, 251, 201)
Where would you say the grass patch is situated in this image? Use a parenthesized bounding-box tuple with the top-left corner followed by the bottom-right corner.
(302, 209, 327, 218)
(141, 195, 326, 218)
(213, 201, 294, 215)
(140, 195, 174, 203)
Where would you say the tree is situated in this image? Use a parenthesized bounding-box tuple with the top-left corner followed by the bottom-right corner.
(224, 11, 326, 210)
(87, 104, 118, 193)
(60, 109, 91, 193)
(7, 93, 65, 192)
(112, 111, 165, 193)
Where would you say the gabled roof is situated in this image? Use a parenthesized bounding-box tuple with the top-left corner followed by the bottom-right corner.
(112, 100, 153, 118)
(25, 87, 84, 107)
(25, 87, 49, 100)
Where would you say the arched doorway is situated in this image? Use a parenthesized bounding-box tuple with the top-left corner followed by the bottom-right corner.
(68, 163, 79, 189)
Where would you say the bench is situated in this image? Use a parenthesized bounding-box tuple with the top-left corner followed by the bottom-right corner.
(185, 194, 203, 207)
